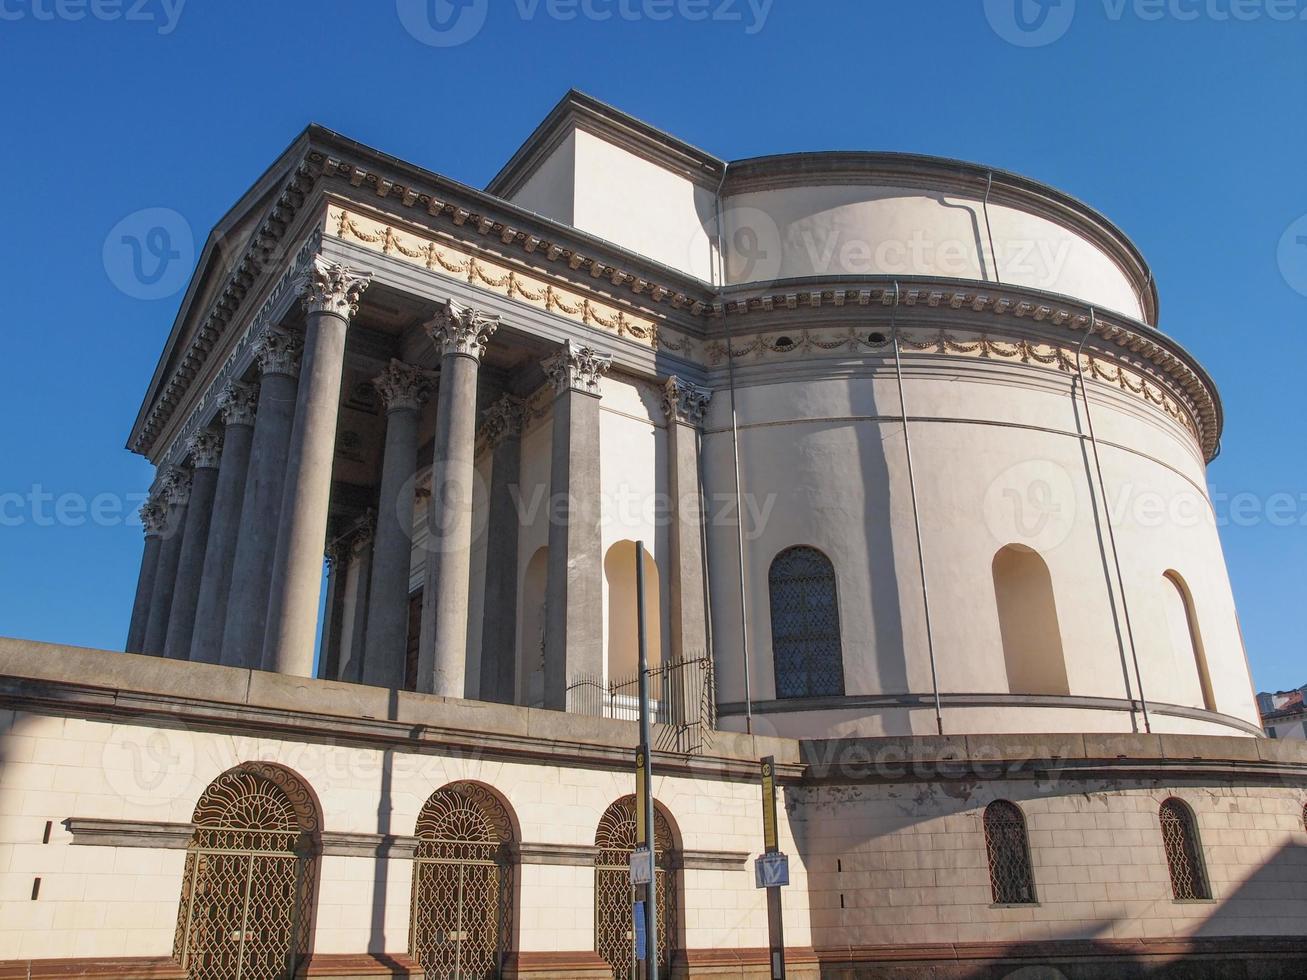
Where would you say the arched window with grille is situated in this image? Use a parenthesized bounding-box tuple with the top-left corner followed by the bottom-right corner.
(410, 782, 516, 978)
(594, 796, 678, 978)
(768, 545, 845, 699)
(172, 762, 319, 979)
(983, 800, 1037, 905)
(1159, 798, 1211, 900)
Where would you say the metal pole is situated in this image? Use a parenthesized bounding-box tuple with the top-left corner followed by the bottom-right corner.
(635, 541, 659, 980)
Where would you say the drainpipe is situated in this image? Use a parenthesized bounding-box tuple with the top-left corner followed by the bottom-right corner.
(712, 170, 753, 735)
(890, 282, 944, 736)
(1075, 309, 1151, 733)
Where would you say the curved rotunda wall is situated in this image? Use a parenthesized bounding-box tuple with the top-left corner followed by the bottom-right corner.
(702, 329, 1255, 740)
(720, 175, 1150, 321)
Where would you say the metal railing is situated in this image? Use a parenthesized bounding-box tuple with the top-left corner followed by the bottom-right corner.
(566, 652, 716, 756)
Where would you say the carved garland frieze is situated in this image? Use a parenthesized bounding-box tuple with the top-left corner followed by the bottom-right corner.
(705, 327, 1201, 443)
(330, 205, 695, 357)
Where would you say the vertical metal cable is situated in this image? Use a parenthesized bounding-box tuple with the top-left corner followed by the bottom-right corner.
(890, 282, 944, 736)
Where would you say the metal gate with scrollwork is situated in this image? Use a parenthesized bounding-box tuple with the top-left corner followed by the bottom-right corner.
(594, 797, 676, 980)
(173, 764, 318, 980)
(410, 783, 515, 979)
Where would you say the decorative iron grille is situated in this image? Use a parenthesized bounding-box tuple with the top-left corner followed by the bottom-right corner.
(410, 783, 515, 979)
(566, 652, 716, 755)
(173, 765, 317, 980)
(768, 546, 845, 699)
(1159, 798, 1210, 900)
(983, 800, 1037, 905)
(594, 797, 676, 980)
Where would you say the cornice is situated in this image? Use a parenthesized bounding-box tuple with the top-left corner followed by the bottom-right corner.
(711, 279, 1220, 460)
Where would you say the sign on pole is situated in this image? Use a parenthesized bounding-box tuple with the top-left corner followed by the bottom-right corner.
(630, 846, 653, 887)
(759, 756, 787, 980)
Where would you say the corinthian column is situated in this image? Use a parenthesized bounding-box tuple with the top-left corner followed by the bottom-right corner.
(542, 340, 611, 711)
(142, 466, 191, 656)
(125, 494, 166, 654)
(417, 300, 498, 697)
(362, 360, 433, 689)
(163, 430, 224, 660)
(262, 258, 372, 676)
(190, 382, 258, 664)
(479, 395, 527, 703)
(220, 329, 303, 668)
(662, 377, 713, 663)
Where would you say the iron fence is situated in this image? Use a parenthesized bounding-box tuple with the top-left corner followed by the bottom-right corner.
(566, 652, 716, 756)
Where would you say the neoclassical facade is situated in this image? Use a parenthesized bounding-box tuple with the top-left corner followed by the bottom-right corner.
(2, 93, 1304, 979)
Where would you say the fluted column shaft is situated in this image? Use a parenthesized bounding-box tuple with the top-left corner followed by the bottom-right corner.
(262, 259, 371, 676)
(163, 431, 224, 659)
(362, 362, 431, 689)
(479, 396, 526, 704)
(662, 378, 713, 664)
(142, 468, 191, 656)
(542, 341, 612, 711)
(417, 300, 499, 697)
(125, 496, 166, 653)
(189, 383, 257, 664)
(220, 331, 302, 668)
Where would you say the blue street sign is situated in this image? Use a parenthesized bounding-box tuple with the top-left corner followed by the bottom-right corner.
(755, 851, 790, 889)
(633, 900, 647, 960)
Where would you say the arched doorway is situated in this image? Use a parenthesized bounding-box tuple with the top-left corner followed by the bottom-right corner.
(172, 762, 319, 979)
(593, 796, 677, 979)
(410, 782, 516, 978)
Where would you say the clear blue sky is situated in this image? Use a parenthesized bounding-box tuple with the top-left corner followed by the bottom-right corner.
(0, 0, 1302, 692)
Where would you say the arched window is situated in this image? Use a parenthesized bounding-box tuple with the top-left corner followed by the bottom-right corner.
(173, 763, 319, 978)
(1162, 571, 1216, 711)
(410, 782, 516, 978)
(594, 796, 678, 978)
(768, 546, 845, 699)
(983, 800, 1037, 905)
(1159, 798, 1211, 900)
(992, 545, 1069, 696)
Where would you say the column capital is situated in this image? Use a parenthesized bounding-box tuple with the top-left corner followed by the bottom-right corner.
(481, 394, 528, 449)
(217, 381, 258, 428)
(139, 498, 167, 536)
(543, 340, 613, 397)
(424, 299, 499, 360)
(297, 256, 372, 319)
(253, 327, 303, 378)
(662, 376, 713, 427)
(187, 429, 224, 469)
(372, 359, 434, 414)
(160, 466, 192, 506)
